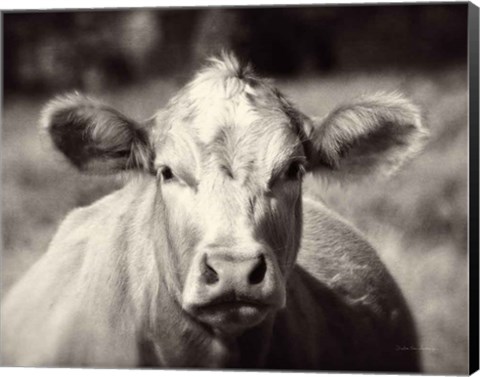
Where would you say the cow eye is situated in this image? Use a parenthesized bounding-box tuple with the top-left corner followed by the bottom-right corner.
(160, 166, 175, 182)
(285, 161, 305, 180)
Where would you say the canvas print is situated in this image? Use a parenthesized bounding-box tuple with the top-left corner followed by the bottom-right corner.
(1, 3, 476, 374)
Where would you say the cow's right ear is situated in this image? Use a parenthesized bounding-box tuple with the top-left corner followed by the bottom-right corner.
(303, 92, 427, 181)
(41, 93, 153, 174)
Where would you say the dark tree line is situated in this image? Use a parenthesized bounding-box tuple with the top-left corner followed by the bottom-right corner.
(3, 4, 468, 94)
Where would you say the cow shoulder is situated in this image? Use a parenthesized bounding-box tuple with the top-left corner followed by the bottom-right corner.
(1, 185, 143, 367)
(299, 196, 396, 302)
(293, 197, 419, 371)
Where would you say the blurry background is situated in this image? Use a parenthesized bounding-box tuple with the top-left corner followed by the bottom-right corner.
(2, 3, 469, 374)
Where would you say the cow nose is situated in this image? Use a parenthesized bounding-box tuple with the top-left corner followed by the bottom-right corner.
(202, 253, 267, 287)
(182, 246, 286, 318)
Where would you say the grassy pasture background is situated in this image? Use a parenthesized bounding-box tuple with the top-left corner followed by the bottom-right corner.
(1, 4, 470, 374)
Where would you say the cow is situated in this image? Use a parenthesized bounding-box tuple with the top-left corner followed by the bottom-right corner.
(1, 53, 426, 371)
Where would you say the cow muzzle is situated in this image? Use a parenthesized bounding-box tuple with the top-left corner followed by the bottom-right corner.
(182, 247, 286, 335)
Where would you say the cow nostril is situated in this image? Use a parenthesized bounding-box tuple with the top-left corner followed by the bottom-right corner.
(248, 255, 267, 285)
(203, 259, 219, 285)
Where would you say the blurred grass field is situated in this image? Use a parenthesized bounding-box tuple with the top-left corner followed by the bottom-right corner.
(1, 66, 469, 374)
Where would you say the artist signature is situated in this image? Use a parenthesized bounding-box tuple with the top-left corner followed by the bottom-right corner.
(396, 345, 437, 352)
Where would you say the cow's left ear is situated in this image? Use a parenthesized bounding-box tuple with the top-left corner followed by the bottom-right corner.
(305, 92, 428, 180)
(41, 93, 153, 174)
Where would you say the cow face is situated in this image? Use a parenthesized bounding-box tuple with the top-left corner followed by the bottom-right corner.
(150, 60, 309, 334)
(42, 53, 426, 336)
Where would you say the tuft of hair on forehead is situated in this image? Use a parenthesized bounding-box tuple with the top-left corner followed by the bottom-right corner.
(202, 51, 252, 81)
(187, 51, 258, 100)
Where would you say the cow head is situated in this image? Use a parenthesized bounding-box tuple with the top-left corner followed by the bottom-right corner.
(41, 53, 426, 336)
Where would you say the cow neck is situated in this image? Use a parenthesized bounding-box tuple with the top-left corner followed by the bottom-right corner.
(148, 283, 277, 368)
(234, 314, 276, 368)
(146, 274, 234, 367)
